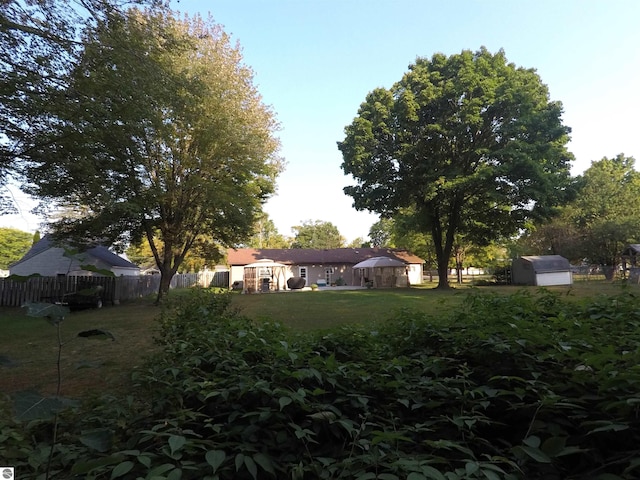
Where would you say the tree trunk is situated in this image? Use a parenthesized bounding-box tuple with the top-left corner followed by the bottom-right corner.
(432, 232, 451, 290)
(435, 254, 450, 289)
(156, 268, 173, 304)
(602, 265, 616, 281)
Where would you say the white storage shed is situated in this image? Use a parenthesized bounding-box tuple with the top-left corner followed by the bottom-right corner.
(511, 255, 573, 286)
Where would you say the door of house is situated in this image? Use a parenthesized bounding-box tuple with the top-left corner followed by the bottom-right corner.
(298, 266, 308, 286)
(325, 267, 334, 285)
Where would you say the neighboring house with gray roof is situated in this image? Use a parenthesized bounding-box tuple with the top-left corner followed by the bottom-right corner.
(9, 235, 140, 277)
(226, 247, 424, 288)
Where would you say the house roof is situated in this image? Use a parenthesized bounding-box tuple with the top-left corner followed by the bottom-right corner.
(519, 255, 570, 272)
(227, 248, 424, 266)
(13, 235, 139, 269)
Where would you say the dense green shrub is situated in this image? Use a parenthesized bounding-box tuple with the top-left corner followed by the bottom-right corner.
(3, 287, 640, 479)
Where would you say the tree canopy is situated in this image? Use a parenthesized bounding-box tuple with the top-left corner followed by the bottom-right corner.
(21, 8, 281, 301)
(339, 47, 574, 288)
(0, 0, 160, 214)
(0, 227, 32, 269)
(291, 220, 344, 249)
(244, 213, 289, 249)
(523, 154, 640, 277)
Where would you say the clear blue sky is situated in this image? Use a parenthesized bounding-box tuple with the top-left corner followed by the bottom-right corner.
(3, 0, 639, 242)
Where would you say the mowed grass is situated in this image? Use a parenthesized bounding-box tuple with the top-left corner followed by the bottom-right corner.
(0, 280, 631, 398)
(0, 298, 163, 397)
(230, 285, 464, 330)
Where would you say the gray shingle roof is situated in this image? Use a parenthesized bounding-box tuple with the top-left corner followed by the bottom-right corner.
(227, 247, 424, 266)
(13, 235, 138, 269)
(520, 255, 570, 273)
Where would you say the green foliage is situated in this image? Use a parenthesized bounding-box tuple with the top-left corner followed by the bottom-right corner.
(0, 0, 156, 212)
(245, 213, 290, 248)
(570, 154, 640, 268)
(291, 219, 345, 249)
(340, 48, 574, 288)
(5, 289, 640, 478)
(21, 8, 281, 303)
(521, 154, 640, 270)
(0, 227, 32, 269)
(368, 218, 395, 248)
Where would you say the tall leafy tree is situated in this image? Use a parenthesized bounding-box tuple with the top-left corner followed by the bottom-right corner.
(346, 237, 367, 248)
(0, 227, 32, 269)
(23, 9, 281, 302)
(515, 215, 582, 261)
(368, 218, 395, 247)
(515, 154, 640, 278)
(245, 213, 290, 248)
(0, 0, 158, 214)
(569, 154, 640, 277)
(291, 220, 344, 249)
(339, 48, 574, 288)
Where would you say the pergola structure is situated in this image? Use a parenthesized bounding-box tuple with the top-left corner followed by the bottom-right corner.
(243, 259, 288, 293)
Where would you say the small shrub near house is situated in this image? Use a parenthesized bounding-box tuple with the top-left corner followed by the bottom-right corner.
(2, 288, 640, 479)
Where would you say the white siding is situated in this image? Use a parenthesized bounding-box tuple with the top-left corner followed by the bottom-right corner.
(230, 266, 245, 285)
(536, 272, 573, 286)
(10, 247, 76, 276)
(407, 264, 423, 285)
(111, 267, 140, 277)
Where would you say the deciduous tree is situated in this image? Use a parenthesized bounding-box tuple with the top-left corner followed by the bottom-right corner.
(0, 227, 32, 269)
(245, 214, 289, 248)
(23, 9, 281, 302)
(339, 48, 574, 288)
(0, 0, 159, 214)
(569, 154, 640, 277)
(291, 220, 344, 249)
(368, 218, 395, 248)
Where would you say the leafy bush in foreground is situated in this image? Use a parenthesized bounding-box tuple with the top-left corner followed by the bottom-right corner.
(3, 288, 640, 479)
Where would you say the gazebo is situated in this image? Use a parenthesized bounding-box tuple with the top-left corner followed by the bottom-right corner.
(243, 259, 288, 293)
(352, 256, 408, 288)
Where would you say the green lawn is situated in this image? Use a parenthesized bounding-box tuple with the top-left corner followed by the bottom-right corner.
(229, 280, 626, 329)
(230, 285, 464, 330)
(0, 280, 631, 398)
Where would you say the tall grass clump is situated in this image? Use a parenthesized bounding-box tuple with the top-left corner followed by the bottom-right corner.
(2, 287, 640, 479)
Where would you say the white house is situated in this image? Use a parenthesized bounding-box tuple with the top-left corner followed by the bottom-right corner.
(9, 235, 140, 277)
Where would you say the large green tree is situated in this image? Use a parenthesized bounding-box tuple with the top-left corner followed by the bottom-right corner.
(245, 213, 290, 248)
(569, 154, 640, 277)
(0, 0, 158, 214)
(23, 9, 281, 302)
(368, 218, 395, 248)
(0, 227, 32, 269)
(514, 154, 640, 278)
(515, 215, 582, 262)
(339, 48, 574, 288)
(291, 220, 344, 249)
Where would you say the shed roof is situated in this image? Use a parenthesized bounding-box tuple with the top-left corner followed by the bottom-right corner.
(227, 248, 424, 266)
(519, 255, 570, 272)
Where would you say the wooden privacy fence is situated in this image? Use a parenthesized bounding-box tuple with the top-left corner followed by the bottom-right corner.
(0, 270, 230, 307)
